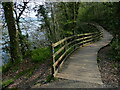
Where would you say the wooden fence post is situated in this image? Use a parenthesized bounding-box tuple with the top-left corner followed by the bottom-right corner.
(50, 42, 55, 77)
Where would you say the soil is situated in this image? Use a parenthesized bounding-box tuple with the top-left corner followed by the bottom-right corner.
(3, 45, 120, 88)
(97, 45, 120, 87)
(2, 58, 51, 89)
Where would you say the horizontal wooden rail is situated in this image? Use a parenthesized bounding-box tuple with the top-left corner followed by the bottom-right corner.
(51, 31, 102, 77)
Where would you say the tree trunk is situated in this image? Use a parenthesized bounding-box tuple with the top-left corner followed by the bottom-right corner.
(2, 2, 22, 63)
(16, 21, 29, 56)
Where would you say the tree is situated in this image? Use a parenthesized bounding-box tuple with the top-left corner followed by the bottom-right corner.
(56, 2, 80, 36)
(2, 2, 22, 63)
(14, 2, 29, 56)
(36, 4, 54, 42)
(36, 2, 80, 42)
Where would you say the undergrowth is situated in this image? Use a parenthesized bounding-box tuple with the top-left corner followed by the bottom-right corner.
(110, 35, 120, 62)
(31, 47, 51, 63)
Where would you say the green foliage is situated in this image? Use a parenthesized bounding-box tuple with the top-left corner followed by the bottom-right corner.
(2, 60, 21, 73)
(46, 75, 53, 82)
(23, 50, 32, 58)
(78, 3, 120, 34)
(77, 2, 120, 62)
(31, 47, 51, 63)
(110, 35, 120, 61)
(64, 31, 73, 36)
(14, 68, 34, 79)
(112, 64, 120, 68)
(2, 62, 13, 73)
(76, 24, 99, 34)
(0, 67, 2, 72)
(2, 79, 14, 88)
(46, 74, 57, 82)
(15, 70, 27, 79)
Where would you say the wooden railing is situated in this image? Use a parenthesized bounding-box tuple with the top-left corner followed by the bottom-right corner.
(51, 31, 103, 77)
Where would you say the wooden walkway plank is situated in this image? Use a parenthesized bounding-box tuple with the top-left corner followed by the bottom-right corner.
(55, 24, 113, 85)
(33, 23, 113, 88)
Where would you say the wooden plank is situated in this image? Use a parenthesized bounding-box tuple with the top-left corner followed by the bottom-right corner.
(66, 39, 77, 46)
(83, 35, 93, 40)
(53, 35, 92, 58)
(52, 38, 67, 47)
(53, 45, 66, 58)
(79, 38, 93, 45)
(53, 33, 98, 64)
(82, 42, 92, 47)
(53, 39, 76, 58)
(52, 46, 56, 74)
(53, 51, 66, 67)
(56, 46, 78, 74)
(53, 68, 59, 77)
(66, 35, 76, 40)
(83, 33, 93, 36)
(77, 33, 92, 37)
(53, 45, 78, 77)
(67, 35, 92, 46)
(76, 37, 84, 41)
(52, 32, 98, 47)
(53, 43, 76, 67)
(52, 32, 101, 77)
(52, 35, 76, 47)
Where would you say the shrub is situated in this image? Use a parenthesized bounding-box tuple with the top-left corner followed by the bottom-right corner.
(2, 62, 12, 73)
(31, 47, 51, 63)
(110, 35, 120, 61)
(2, 79, 14, 88)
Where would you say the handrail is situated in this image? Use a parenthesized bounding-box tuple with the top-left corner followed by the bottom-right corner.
(51, 31, 102, 77)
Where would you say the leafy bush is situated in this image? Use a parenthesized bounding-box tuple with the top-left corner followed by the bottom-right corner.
(2, 60, 20, 73)
(46, 75, 53, 82)
(110, 35, 120, 61)
(2, 79, 14, 88)
(2, 62, 13, 73)
(76, 24, 99, 34)
(23, 50, 32, 59)
(31, 47, 51, 63)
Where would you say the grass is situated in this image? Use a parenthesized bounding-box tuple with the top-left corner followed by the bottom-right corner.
(14, 67, 35, 79)
(2, 79, 14, 88)
(46, 74, 58, 82)
(2, 61, 16, 73)
(2, 67, 36, 88)
(0, 67, 2, 72)
(2, 47, 52, 88)
(46, 75, 53, 82)
(31, 47, 51, 63)
(2, 47, 51, 73)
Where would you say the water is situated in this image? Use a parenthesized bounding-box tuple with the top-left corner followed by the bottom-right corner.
(1, 17, 46, 66)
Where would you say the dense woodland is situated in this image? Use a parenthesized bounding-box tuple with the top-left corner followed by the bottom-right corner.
(0, 1, 120, 88)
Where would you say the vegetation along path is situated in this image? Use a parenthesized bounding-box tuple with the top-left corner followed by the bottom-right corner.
(34, 23, 113, 88)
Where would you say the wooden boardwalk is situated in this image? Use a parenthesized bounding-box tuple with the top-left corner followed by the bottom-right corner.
(33, 24, 113, 88)
(55, 24, 113, 85)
